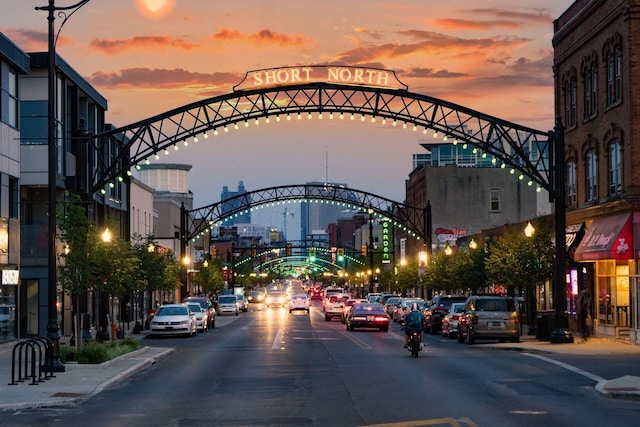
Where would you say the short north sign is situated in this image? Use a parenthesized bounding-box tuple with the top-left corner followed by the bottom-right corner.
(234, 66, 408, 91)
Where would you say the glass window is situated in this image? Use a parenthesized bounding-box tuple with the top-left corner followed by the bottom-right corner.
(585, 151, 597, 202)
(583, 62, 597, 119)
(566, 160, 577, 207)
(607, 46, 622, 106)
(608, 141, 622, 196)
(564, 76, 577, 127)
(490, 189, 500, 212)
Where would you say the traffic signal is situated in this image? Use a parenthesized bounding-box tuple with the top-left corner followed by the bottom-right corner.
(309, 247, 316, 262)
(361, 244, 367, 256)
(286, 243, 292, 257)
(337, 248, 345, 262)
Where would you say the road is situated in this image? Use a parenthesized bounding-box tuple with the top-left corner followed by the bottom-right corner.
(5, 301, 639, 427)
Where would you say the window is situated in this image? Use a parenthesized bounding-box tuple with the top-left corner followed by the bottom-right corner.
(585, 151, 597, 202)
(1, 67, 19, 128)
(582, 56, 597, 120)
(604, 35, 622, 106)
(566, 160, 577, 208)
(563, 72, 577, 127)
(490, 189, 500, 212)
(608, 141, 622, 196)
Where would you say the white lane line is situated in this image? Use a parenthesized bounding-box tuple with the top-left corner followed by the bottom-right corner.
(272, 328, 285, 349)
(524, 353, 606, 383)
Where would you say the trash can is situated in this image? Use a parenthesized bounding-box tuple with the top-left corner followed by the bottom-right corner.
(536, 310, 555, 341)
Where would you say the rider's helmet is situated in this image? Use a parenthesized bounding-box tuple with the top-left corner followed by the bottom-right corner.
(410, 302, 419, 311)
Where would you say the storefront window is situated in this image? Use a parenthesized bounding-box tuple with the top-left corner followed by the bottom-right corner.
(596, 261, 629, 327)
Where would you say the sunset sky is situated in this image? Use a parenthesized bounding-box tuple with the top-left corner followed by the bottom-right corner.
(2, 0, 573, 234)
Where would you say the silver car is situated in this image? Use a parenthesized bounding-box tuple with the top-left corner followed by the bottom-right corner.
(457, 296, 520, 344)
(217, 295, 239, 316)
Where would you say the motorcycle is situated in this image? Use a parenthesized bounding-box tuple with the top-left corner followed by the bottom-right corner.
(407, 330, 422, 358)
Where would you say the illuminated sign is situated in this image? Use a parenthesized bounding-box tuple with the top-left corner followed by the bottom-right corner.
(382, 221, 392, 264)
(2, 269, 18, 285)
(234, 66, 408, 91)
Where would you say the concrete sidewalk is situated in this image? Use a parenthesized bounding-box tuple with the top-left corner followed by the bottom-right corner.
(1, 326, 639, 411)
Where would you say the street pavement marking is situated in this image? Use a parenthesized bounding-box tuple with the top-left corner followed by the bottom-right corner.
(272, 328, 285, 349)
(359, 417, 479, 427)
(341, 331, 372, 349)
(524, 353, 606, 383)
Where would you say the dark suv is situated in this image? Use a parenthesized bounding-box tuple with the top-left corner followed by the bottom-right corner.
(423, 295, 468, 334)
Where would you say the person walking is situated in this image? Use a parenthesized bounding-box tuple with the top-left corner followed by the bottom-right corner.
(577, 289, 592, 341)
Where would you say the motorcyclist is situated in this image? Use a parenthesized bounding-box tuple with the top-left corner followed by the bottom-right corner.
(403, 302, 424, 348)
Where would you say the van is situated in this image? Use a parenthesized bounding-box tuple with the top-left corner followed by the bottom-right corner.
(457, 295, 519, 344)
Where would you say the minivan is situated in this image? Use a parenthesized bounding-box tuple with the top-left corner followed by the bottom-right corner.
(457, 295, 519, 344)
(217, 295, 239, 316)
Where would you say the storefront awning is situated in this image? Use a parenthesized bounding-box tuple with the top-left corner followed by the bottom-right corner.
(573, 213, 633, 261)
(566, 223, 585, 262)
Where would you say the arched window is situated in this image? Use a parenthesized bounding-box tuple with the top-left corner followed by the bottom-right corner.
(581, 53, 598, 120)
(585, 151, 597, 202)
(603, 34, 622, 106)
(566, 160, 577, 207)
(608, 141, 622, 196)
(563, 69, 577, 127)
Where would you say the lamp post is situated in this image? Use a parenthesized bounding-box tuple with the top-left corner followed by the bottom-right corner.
(36, 0, 91, 373)
(368, 209, 374, 296)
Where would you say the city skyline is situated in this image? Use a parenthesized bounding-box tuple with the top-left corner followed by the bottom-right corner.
(2, 0, 572, 212)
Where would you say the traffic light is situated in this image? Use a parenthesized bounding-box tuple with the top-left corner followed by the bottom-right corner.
(337, 248, 345, 262)
(361, 244, 367, 256)
(286, 243, 292, 257)
(309, 247, 316, 262)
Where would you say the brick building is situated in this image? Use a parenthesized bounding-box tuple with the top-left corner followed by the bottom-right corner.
(554, 0, 640, 342)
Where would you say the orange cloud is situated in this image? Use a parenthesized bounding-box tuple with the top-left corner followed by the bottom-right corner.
(89, 36, 198, 54)
(432, 8, 554, 31)
(212, 28, 309, 47)
(403, 68, 467, 79)
(336, 31, 528, 63)
(432, 19, 521, 31)
(87, 67, 242, 90)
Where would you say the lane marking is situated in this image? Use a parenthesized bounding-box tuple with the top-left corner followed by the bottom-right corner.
(272, 328, 285, 349)
(359, 417, 479, 427)
(341, 331, 372, 349)
(524, 353, 606, 383)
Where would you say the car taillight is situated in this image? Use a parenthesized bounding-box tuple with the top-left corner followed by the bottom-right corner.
(471, 315, 478, 325)
(374, 316, 388, 321)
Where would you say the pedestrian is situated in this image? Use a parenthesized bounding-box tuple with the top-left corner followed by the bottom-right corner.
(577, 289, 591, 341)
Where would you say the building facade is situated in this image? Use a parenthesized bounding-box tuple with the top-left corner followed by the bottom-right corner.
(220, 181, 251, 225)
(554, 0, 640, 343)
(0, 34, 28, 342)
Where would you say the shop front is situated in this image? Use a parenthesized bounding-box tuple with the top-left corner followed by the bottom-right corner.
(573, 212, 634, 341)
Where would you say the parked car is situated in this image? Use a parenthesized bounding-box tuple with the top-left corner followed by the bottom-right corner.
(424, 294, 468, 334)
(185, 302, 209, 333)
(289, 293, 310, 313)
(236, 294, 249, 312)
(457, 295, 520, 344)
(441, 302, 466, 338)
(182, 296, 215, 329)
(149, 303, 197, 337)
(345, 303, 390, 332)
(217, 295, 240, 316)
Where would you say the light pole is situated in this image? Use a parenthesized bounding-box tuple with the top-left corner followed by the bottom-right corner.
(36, 0, 91, 372)
(368, 209, 374, 296)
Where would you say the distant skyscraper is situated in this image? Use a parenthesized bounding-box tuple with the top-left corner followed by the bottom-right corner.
(220, 181, 251, 225)
(300, 181, 357, 241)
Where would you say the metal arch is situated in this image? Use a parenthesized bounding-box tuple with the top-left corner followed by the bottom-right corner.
(89, 82, 553, 194)
(183, 184, 425, 244)
(256, 256, 337, 273)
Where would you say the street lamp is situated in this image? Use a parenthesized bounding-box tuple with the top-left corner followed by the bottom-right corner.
(36, 0, 91, 373)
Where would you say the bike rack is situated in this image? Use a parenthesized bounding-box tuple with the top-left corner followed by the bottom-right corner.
(8, 337, 56, 386)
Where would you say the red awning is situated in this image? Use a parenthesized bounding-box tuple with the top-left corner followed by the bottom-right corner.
(573, 213, 633, 261)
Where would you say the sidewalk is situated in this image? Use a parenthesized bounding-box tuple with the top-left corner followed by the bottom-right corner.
(1, 328, 639, 411)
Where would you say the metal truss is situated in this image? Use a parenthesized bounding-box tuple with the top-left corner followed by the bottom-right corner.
(184, 184, 425, 244)
(90, 83, 553, 195)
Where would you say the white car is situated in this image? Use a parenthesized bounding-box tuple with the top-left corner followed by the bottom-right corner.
(266, 291, 287, 308)
(186, 302, 208, 332)
(149, 303, 197, 337)
(289, 294, 310, 313)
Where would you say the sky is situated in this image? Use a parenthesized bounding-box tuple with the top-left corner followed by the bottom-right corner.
(2, 0, 574, 235)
